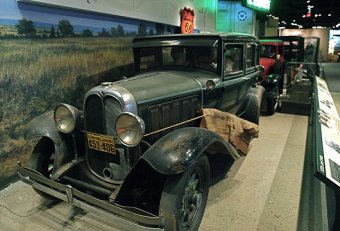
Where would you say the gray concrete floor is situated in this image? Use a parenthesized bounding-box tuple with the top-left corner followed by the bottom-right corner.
(200, 113, 308, 231)
(0, 112, 308, 231)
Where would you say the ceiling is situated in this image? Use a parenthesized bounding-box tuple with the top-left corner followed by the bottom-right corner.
(269, 0, 340, 29)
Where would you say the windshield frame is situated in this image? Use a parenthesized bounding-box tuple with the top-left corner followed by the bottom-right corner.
(133, 38, 221, 76)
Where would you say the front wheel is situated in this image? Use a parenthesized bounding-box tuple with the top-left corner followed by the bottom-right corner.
(30, 138, 58, 200)
(159, 155, 210, 231)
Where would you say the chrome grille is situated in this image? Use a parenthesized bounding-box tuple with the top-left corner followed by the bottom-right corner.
(84, 94, 123, 134)
(84, 94, 123, 180)
(84, 94, 104, 133)
(104, 96, 122, 136)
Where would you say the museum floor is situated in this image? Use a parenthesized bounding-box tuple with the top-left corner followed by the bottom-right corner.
(0, 63, 339, 231)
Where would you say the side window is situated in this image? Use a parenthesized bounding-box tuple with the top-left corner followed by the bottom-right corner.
(224, 44, 243, 76)
(246, 43, 256, 72)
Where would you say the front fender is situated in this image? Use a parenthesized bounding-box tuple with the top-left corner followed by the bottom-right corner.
(25, 111, 59, 140)
(114, 127, 239, 205)
(25, 111, 69, 169)
(141, 127, 240, 175)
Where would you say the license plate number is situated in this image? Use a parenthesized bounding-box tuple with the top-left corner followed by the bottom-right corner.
(87, 133, 116, 154)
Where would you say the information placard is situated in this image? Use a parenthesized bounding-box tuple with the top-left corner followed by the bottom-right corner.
(315, 77, 340, 189)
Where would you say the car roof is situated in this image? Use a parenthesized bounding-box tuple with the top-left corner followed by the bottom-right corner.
(132, 32, 259, 47)
(260, 39, 284, 44)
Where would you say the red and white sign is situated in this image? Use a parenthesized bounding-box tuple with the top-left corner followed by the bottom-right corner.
(180, 7, 194, 34)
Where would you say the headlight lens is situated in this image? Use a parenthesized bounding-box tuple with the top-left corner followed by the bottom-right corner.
(54, 104, 79, 133)
(115, 112, 145, 146)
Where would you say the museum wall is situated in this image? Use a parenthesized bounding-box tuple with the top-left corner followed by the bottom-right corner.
(1, 0, 216, 182)
(217, 1, 255, 34)
(281, 28, 330, 62)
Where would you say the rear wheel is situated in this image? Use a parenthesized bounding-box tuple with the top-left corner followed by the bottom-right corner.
(159, 155, 210, 231)
(30, 138, 58, 200)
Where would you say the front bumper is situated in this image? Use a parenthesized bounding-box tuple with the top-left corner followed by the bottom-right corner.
(17, 165, 164, 231)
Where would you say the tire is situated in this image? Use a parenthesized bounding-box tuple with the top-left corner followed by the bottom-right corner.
(30, 138, 59, 200)
(267, 87, 279, 115)
(159, 155, 210, 231)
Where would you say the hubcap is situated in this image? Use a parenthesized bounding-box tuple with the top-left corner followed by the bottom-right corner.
(180, 171, 203, 226)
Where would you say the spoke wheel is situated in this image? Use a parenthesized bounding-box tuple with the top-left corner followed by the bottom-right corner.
(159, 155, 210, 231)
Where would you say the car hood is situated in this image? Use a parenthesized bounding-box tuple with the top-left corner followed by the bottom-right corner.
(115, 71, 203, 102)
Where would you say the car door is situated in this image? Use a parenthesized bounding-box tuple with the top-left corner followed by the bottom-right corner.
(218, 41, 259, 115)
(242, 41, 259, 99)
(218, 42, 245, 114)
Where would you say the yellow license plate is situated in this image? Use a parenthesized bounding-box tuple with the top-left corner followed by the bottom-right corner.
(87, 133, 116, 155)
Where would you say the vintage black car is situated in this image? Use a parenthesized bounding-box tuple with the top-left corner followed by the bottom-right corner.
(18, 33, 264, 231)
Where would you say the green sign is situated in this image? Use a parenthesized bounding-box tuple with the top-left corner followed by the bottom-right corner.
(243, 0, 271, 12)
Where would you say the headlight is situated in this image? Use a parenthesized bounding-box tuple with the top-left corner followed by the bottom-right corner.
(115, 112, 145, 146)
(54, 104, 79, 133)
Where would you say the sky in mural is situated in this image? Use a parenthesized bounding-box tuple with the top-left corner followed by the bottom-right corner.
(0, 0, 155, 34)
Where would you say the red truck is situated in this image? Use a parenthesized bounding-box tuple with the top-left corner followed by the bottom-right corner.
(259, 39, 284, 114)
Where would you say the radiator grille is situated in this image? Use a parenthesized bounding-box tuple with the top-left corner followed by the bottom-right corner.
(84, 94, 123, 135)
(84, 94, 104, 133)
(84, 94, 122, 179)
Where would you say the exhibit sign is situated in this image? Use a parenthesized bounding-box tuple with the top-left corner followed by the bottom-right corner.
(315, 77, 340, 189)
(242, 0, 271, 12)
(17, 0, 217, 32)
(180, 7, 194, 34)
(217, 1, 254, 34)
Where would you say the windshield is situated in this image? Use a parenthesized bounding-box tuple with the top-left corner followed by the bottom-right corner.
(136, 45, 219, 74)
(260, 45, 277, 58)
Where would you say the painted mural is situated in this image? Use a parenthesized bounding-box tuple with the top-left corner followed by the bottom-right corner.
(0, 0, 178, 185)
